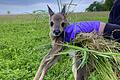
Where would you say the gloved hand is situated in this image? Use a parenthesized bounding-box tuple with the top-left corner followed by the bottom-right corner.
(64, 21, 100, 42)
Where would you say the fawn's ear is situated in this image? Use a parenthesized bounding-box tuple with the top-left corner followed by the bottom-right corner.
(61, 5, 66, 15)
(47, 5, 54, 16)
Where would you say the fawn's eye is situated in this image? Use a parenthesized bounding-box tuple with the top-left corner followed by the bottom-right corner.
(61, 22, 65, 27)
(50, 22, 54, 27)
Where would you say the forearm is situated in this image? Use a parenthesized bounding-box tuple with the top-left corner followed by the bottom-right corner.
(99, 22, 106, 35)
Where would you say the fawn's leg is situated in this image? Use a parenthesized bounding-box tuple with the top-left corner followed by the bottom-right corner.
(34, 42, 62, 80)
(70, 51, 87, 80)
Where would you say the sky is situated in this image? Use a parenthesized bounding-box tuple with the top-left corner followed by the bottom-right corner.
(0, 0, 102, 14)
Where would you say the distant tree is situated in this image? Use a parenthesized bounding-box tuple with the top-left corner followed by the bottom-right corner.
(7, 11, 10, 14)
(86, 1, 105, 12)
(103, 0, 113, 11)
(32, 10, 46, 14)
(86, 0, 114, 12)
(33, 11, 36, 14)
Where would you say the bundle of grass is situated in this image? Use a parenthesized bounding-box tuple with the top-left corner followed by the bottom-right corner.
(62, 32, 120, 80)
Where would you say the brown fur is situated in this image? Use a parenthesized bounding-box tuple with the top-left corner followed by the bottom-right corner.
(34, 5, 86, 80)
(33, 5, 66, 80)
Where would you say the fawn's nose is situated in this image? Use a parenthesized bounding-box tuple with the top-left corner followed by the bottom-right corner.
(53, 30, 61, 36)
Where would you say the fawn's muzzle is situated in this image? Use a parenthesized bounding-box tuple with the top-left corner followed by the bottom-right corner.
(53, 30, 61, 36)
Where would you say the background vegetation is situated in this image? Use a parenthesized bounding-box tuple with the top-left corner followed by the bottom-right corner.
(0, 12, 111, 80)
(86, 0, 114, 11)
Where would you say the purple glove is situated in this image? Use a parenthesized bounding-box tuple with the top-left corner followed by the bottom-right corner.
(64, 21, 100, 42)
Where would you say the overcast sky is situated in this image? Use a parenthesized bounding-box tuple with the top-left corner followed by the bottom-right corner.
(0, 0, 102, 14)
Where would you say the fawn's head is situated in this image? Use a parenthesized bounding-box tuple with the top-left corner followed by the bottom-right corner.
(47, 5, 67, 37)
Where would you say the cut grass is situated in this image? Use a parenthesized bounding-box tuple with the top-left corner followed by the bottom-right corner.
(61, 32, 120, 80)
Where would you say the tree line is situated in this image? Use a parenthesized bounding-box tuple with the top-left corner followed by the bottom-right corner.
(86, 0, 114, 12)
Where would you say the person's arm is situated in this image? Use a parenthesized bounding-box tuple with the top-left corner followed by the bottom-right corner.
(64, 21, 100, 42)
(108, 0, 120, 25)
(103, 23, 120, 42)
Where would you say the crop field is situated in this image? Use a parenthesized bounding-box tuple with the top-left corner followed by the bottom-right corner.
(0, 12, 112, 80)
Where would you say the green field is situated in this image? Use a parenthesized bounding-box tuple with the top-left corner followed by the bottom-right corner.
(0, 12, 110, 80)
